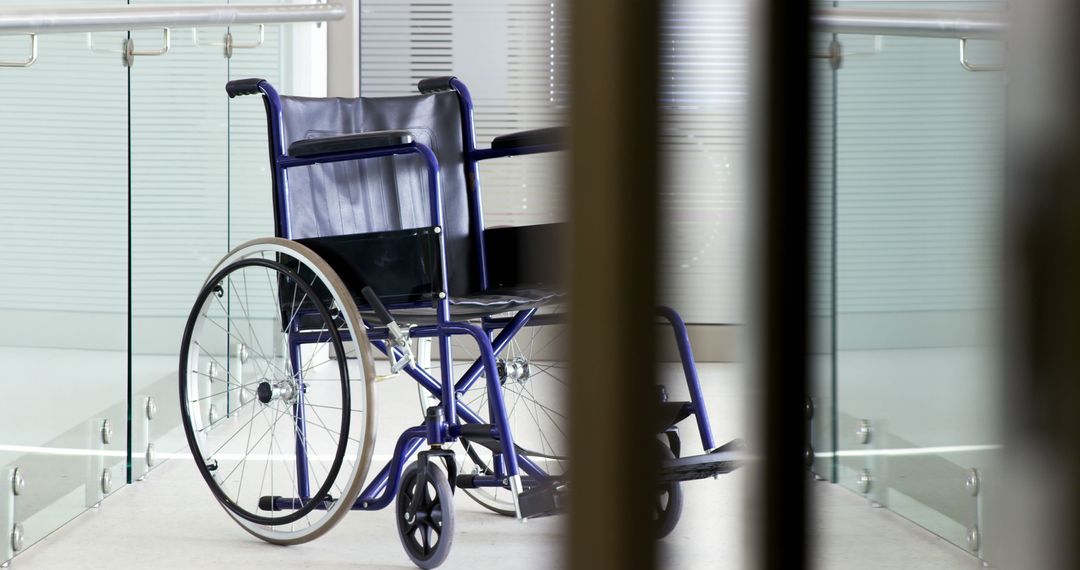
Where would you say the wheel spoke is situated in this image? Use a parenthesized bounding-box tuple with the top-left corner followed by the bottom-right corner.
(216, 404, 284, 485)
(205, 404, 272, 458)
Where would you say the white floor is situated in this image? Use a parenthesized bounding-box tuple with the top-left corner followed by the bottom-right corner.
(8, 462, 976, 570)
(7, 363, 980, 569)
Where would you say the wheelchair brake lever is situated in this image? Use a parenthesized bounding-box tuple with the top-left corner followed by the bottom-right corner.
(361, 286, 414, 373)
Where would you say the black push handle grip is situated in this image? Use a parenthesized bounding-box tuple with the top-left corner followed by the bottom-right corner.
(226, 78, 266, 98)
(360, 286, 395, 326)
(417, 76, 457, 94)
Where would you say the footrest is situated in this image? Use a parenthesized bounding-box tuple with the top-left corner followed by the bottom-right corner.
(258, 495, 336, 511)
(518, 480, 569, 519)
(659, 439, 744, 483)
(259, 495, 281, 511)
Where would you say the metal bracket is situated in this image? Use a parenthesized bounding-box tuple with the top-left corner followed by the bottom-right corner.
(226, 24, 265, 59)
(122, 28, 171, 67)
(86, 419, 106, 507)
(387, 323, 415, 373)
(1, 467, 18, 565)
(0, 34, 37, 68)
(960, 38, 1003, 72)
(194, 24, 264, 58)
(134, 395, 154, 481)
(89, 28, 170, 66)
(812, 36, 885, 71)
(812, 37, 844, 70)
(87, 31, 123, 54)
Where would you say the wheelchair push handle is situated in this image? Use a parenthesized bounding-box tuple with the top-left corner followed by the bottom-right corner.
(226, 77, 266, 98)
(417, 76, 457, 94)
(360, 286, 395, 326)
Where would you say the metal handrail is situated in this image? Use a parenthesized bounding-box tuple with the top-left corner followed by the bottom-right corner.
(0, 3, 345, 35)
(814, 8, 1007, 40)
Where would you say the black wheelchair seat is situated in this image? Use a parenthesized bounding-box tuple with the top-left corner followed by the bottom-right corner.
(287, 223, 565, 326)
(375, 287, 563, 324)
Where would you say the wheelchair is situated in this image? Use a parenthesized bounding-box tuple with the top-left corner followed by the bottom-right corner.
(177, 76, 741, 568)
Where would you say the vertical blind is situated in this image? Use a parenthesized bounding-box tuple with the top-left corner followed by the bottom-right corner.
(360, 0, 747, 324)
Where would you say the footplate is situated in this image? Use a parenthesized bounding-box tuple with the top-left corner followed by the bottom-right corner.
(659, 439, 744, 483)
(518, 479, 569, 519)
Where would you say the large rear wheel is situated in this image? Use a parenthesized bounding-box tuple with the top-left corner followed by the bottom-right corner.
(179, 238, 377, 544)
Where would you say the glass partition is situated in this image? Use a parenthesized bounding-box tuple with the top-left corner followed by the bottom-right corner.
(130, 0, 230, 478)
(813, 6, 1006, 561)
(228, 0, 293, 249)
(0, 2, 326, 562)
(809, 32, 837, 482)
(0, 1, 129, 561)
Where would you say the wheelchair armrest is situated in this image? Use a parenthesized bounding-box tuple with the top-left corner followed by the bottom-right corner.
(288, 130, 415, 158)
(472, 127, 566, 161)
(491, 127, 566, 150)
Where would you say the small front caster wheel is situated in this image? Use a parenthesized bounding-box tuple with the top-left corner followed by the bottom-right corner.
(656, 443, 684, 539)
(396, 461, 455, 569)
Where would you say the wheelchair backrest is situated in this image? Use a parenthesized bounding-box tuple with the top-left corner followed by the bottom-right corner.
(277, 91, 475, 295)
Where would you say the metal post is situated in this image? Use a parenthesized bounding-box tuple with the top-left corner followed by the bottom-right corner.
(327, 0, 359, 97)
(566, 0, 660, 568)
(755, 0, 811, 569)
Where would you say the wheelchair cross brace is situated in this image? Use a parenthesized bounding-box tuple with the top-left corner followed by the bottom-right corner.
(282, 302, 720, 516)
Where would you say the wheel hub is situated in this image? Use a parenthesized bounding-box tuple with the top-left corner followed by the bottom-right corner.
(256, 378, 298, 405)
(504, 357, 532, 385)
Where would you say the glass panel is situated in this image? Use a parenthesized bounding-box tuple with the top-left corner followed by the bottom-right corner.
(0, 1, 128, 560)
(228, 3, 306, 248)
(809, 32, 837, 482)
(130, 0, 229, 476)
(823, 6, 1006, 560)
(657, 0, 746, 324)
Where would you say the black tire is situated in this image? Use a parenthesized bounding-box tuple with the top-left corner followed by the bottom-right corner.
(396, 461, 455, 569)
(656, 444, 684, 539)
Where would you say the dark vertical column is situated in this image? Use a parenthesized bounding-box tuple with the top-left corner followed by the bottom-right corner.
(566, 1, 661, 569)
(1002, 1, 1080, 567)
(755, 1, 810, 569)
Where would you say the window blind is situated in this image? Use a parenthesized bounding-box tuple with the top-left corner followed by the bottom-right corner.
(833, 31, 1003, 314)
(0, 20, 128, 318)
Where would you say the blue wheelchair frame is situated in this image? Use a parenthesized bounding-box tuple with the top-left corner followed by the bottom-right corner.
(245, 78, 717, 514)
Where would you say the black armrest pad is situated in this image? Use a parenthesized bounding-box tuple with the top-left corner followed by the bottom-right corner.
(491, 127, 566, 150)
(288, 130, 414, 157)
